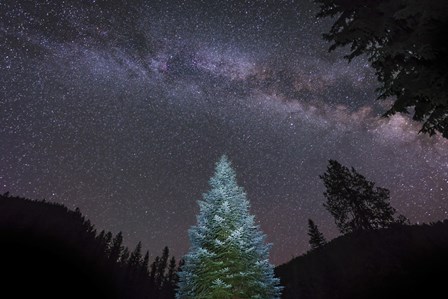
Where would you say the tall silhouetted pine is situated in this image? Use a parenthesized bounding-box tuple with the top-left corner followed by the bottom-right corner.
(110, 232, 124, 263)
(129, 241, 143, 269)
(161, 256, 178, 299)
(96, 230, 109, 258)
(104, 231, 113, 256)
(307, 219, 326, 250)
(176, 155, 282, 298)
(142, 251, 150, 275)
(320, 160, 407, 234)
(150, 255, 160, 288)
(156, 246, 169, 289)
(121, 247, 130, 265)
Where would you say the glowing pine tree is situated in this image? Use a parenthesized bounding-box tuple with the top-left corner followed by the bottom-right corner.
(176, 155, 282, 299)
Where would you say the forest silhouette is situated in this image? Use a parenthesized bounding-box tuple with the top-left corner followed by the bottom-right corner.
(0, 192, 180, 299)
(2, 188, 448, 298)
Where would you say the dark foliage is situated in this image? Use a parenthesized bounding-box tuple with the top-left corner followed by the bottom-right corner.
(276, 221, 448, 299)
(320, 160, 407, 234)
(314, 0, 448, 137)
(0, 192, 179, 299)
(307, 219, 326, 250)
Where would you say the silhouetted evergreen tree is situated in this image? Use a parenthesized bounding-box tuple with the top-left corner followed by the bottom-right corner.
(167, 256, 177, 285)
(83, 219, 96, 235)
(161, 256, 178, 299)
(320, 160, 407, 234)
(156, 246, 169, 290)
(96, 230, 109, 259)
(110, 232, 124, 263)
(104, 231, 113, 257)
(307, 219, 326, 250)
(150, 256, 160, 283)
(142, 251, 150, 276)
(129, 241, 143, 269)
(121, 247, 130, 265)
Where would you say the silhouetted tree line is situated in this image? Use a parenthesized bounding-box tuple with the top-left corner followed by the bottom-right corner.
(0, 192, 179, 299)
(2, 156, 444, 299)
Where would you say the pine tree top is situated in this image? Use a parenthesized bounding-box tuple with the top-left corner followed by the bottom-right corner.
(208, 154, 238, 189)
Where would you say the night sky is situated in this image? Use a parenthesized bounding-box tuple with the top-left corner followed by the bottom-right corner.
(1, 0, 447, 265)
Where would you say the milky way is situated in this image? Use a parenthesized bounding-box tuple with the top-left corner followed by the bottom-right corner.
(1, 0, 447, 265)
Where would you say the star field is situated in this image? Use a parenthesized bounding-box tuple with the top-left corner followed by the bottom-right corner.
(1, 0, 447, 265)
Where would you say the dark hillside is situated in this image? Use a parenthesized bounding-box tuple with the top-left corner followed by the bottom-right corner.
(0, 192, 177, 299)
(0, 193, 119, 298)
(275, 222, 448, 299)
